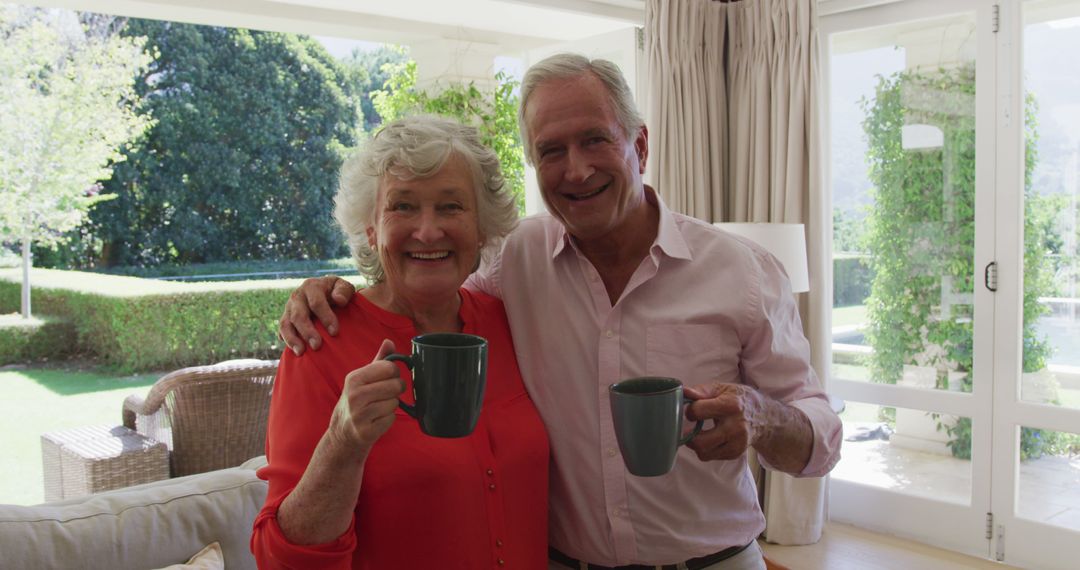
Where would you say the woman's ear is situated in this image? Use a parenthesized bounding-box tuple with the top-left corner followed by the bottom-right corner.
(472, 233, 486, 273)
(366, 226, 377, 250)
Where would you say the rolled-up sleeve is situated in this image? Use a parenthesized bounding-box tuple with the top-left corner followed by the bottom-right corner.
(250, 350, 357, 569)
(739, 248, 842, 478)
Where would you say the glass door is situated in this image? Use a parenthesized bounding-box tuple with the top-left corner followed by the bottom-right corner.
(990, 1, 1080, 567)
(822, 0, 997, 558)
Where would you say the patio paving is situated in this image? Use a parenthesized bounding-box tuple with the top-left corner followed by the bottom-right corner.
(833, 423, 1080, 533)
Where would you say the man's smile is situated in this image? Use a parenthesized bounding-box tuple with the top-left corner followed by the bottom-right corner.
(565, 183, 609, 201)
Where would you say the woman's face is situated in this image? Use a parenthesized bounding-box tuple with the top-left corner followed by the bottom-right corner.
(366, 155, 483, 302)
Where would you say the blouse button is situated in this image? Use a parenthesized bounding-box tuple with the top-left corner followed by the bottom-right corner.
(497, 559, 505, 566)
(496, 539, 504, 547)
(489, 483, 496, 490)
(486, 469, 494, 477)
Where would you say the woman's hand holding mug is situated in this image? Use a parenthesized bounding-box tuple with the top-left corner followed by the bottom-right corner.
(328, 339, 407, 455)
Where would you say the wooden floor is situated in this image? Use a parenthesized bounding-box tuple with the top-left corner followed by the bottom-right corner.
(759, 522, 1019, 570)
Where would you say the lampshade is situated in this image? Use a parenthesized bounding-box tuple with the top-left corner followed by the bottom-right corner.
(713, 223, 810, 293)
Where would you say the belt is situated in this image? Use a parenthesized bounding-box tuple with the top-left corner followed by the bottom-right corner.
(548, 543, 752, 570)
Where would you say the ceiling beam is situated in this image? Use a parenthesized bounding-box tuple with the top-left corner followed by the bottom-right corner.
(16, 0, 557, 50)
(494, 0, 644, 24)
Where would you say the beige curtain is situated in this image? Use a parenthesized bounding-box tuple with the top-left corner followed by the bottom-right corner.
(645, 0, 831, 545)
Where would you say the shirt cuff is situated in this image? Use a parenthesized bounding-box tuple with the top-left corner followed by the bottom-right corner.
(252, 508, 357, 570)
(759, 398, 842, 478)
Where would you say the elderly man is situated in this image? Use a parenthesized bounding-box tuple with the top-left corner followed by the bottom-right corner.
(279, 53, 841, 570)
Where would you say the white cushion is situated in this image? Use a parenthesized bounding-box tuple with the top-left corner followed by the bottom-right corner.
(0, 458, 267, 570)
(154, 542, 225, 570)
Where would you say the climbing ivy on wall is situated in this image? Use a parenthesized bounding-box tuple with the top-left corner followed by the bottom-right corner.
(860, 63, 1059, 460)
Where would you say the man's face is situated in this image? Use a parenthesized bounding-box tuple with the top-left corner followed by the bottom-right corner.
(524, 72, 648, 244)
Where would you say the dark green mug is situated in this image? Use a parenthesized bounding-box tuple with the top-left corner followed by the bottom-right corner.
(385, 333, 488, 438)
(609, 377, 704, 476)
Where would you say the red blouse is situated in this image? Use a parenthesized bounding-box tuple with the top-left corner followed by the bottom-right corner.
(251, 289, 549, 569)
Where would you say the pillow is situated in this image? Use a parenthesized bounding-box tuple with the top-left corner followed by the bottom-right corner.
(155, 542, 225, 570)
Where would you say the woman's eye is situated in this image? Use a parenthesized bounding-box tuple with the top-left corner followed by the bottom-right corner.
(440, 203, 464, 212)
(390, 202, 414, 211)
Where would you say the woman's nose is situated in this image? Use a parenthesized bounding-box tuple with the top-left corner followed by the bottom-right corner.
(412, 209, 445, 242)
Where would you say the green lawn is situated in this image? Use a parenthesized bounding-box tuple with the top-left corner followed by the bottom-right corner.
(833, 304, 868, 328)
(0, 365, 159, 506)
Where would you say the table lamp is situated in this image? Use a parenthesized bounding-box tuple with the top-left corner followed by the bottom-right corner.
(713, 223, 809, 293)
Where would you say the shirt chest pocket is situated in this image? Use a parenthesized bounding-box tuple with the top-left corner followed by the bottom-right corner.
(645, 324, 741, 386)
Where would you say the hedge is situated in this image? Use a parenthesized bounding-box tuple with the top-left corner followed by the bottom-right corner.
(0, 269, 352, 372)
(0, 314, 78, 364)
(834, 255, 873, 308)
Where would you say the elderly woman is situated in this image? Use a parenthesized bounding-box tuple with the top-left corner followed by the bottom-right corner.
(251, 115, 549, 569)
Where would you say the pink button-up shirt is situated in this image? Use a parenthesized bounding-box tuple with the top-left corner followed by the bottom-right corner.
(468, 188, 841, 566)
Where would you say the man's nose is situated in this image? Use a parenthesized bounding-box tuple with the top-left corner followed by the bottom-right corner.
(413, 209, 445, 242)
(565, 147, 594, 184)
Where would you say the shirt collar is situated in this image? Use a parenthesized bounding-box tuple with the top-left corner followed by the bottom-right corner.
(549, 184, 693, 262)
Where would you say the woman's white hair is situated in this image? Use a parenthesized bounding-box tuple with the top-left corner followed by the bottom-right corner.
(518, 53, 645, 165)
(334, 115, 518, 283)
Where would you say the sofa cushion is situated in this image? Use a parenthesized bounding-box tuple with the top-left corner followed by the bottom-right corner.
(0, 457, 267, 570)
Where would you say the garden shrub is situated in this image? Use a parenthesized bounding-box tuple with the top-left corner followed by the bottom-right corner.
(0, 268, 323, 372)
(834, 255, 873, 307)
(0, 315, 77, 364)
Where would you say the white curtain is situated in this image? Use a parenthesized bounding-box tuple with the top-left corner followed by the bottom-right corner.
(645, 0, 831, 545)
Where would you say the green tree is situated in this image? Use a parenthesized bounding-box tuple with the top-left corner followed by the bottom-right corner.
(0, 7, 152, 316)
(87, 20, 359, 267)
(833, 207, 868, 253)
(338, 45, 408, 133)
(861, 64, 1059, 459)
(372, 61, 525, 213)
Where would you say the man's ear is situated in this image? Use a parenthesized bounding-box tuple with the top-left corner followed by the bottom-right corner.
(635, 125, 649, 174)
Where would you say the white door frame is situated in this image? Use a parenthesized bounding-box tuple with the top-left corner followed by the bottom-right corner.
(821, 0, 998, 559)
(826, 0, 1080, 566)
(990, 1, 1080, 567)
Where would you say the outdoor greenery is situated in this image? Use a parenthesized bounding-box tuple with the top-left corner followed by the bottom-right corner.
(338, 45, 409, 133)
(0, 367, 158, 506)
(0, 314, 76, 363)
(372, 61, 526, 212)
(0, 9, 526, 378)
(861, 64, 1062, 460)
(0, 269, 312, 371)
(22, 19, 526, 274)
(96, 256, 357, 280)
(833, 255, 873, 307)
(0, 7, 154, 316)
(55, 20, 361, 269)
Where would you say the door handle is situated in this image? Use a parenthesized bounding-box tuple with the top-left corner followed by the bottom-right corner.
(985, 261, 997, 292)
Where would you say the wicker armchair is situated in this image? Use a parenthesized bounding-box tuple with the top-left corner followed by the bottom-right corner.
(122, 359, 278, 477)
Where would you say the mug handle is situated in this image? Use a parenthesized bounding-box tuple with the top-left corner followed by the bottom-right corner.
(678, 398, 704, 446)
(384, 353, 418, 419)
